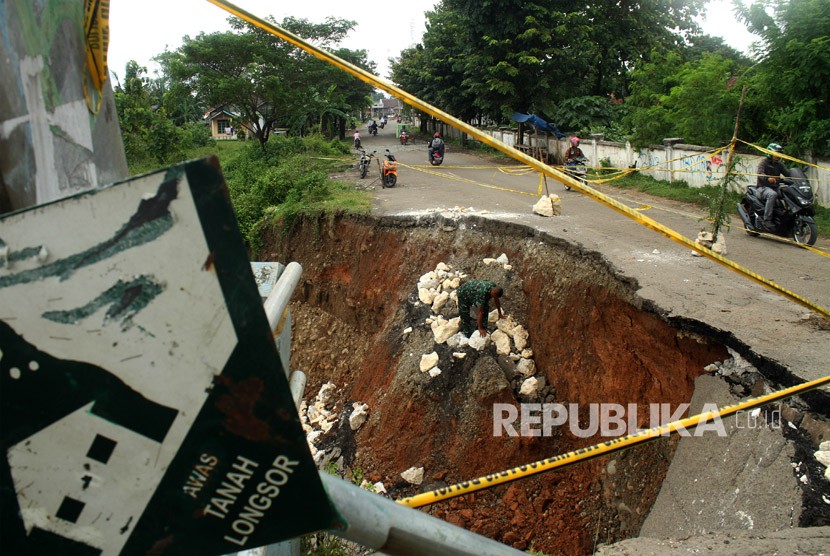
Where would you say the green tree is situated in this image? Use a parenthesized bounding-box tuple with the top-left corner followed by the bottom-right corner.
(625, 50, 746, 147)
(113, 61, 186, 164)
(735, 0, 830, 156)
(168, 16, 372, 146)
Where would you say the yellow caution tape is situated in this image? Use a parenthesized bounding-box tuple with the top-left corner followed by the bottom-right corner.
(740, 139, 830, 172)
(205, 0, 830, 320)
(398, 374, 830, 508)
(83, 0, 110, 114)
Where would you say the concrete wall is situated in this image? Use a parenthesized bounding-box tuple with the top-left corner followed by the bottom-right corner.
(418, 119, 830, 208)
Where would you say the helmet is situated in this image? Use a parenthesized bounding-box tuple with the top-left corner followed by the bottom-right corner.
(766, 143, 783, 157)
(570, 136, 580, 146)
(434, 132, 441, 138)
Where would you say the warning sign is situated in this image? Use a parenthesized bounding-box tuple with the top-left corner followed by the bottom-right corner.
(0, 158, 340, 555)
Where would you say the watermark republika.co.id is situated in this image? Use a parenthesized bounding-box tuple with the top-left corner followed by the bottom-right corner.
(493, 402, 782, 438)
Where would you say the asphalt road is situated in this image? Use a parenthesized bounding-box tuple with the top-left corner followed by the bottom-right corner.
(356, 124, 830, 384)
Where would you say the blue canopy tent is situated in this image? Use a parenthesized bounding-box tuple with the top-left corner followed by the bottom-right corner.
(511, 112, 565, 138)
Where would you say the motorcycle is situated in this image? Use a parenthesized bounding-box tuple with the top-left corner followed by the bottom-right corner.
(399, 130, 410, 145)
(369, 122, 378, 136)
(563, 154, 588, 191)
(428, 147, 444, 166)
(357, 148, 375, 179)
(737, 167, 818, 245)
(379, 119, 386, 129)
(381, 149, 398, 188)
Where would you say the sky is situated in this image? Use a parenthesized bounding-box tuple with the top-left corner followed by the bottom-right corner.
(108, 0, 758, 85)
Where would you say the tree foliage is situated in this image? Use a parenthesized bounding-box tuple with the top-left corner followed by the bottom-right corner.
(735, 0, 830, 156)
(166, 16, 374, 146)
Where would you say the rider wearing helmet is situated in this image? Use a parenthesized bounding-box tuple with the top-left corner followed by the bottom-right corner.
(755, 142, 789, 231)
(565, 136, 584, 164)
(429, 132, 445, 161)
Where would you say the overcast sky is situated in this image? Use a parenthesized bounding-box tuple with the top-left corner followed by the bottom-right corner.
(108, 0, 758, 84)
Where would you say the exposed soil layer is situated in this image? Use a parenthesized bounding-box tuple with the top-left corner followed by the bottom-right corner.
(263, 214, 736, 553)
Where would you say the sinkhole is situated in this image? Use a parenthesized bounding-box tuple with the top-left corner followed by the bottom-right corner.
(263, 213, 805, 554)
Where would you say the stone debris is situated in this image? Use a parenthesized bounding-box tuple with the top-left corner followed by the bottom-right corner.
(532, 194, 562, 217)
(301, 382, 367, 471)
(420, 351, 439, 372)
(816, 441, 830, 479)
(491, 329, 512, 355)
(401, 466, 425, 485)
(349, 402, 369, 431)
(402, 326, 413, 335)
(516, 358, 536, 377)
(519, 377, 541, 397)
(468, 331, 491, 351)
(694, 230, 727, 255)
(409, 260, 543, 397)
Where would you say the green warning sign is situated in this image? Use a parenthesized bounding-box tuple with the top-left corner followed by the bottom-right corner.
(0, 158, 339, 555)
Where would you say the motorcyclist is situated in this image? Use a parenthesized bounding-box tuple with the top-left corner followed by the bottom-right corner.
(564, 136, 584, 163)
(755, 143, 789, 231)
(428, 132, 445, 161)
(353, 129, 361, 150)
(369, 120, 378, 135)
(379, 116, 386, 128)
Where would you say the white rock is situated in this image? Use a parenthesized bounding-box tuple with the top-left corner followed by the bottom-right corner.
(349, 403, 369, 431)
(483, 257, 497, 265)
(533, 195, 554, 217)
(373, 482, 387, 494)
(712, 234, 727, 255)
(432, 317, 460, 344)
(521, 348, 534, 359)
(448, 277, 461, 289)
(516, 358, 536, 377)
(512, 325, 529, 352)
(306, 404, 320, 424)
(452, 352, 467, 359)
(447, 332, 469, 348)
(320, 419, 335, 433)
(496, 253, 509, 264)
(821, 441, 830, 451)
(519, 377, 540, 397)
(496, 314, 518, 334)
(652, 249, 660, 255)
(401, 467, 425, 485)
(419, 271, 437, 283)
(403, 326, 413, 335)
(488, 309, 501, 324)
(503, 264, 513, 270)
(442, 278, 455, 290)
(436, 262, 450, 272)
(316, 382, 337, 405)
(468, 331, 491, 351)
(491, 329, 512, 355)
(428, 368, 442, 378)
(420, 352, 439, 372)
(533, 194, 562, 216)
(432, 291, 450, 312)
(815, 451, 830, 467)
(419, 287, 436, 305)
(419, 279, 440, 290)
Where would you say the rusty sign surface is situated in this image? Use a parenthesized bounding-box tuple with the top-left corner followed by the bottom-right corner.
(0, 158, 339, 555)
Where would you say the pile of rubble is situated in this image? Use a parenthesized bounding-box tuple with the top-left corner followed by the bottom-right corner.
(409, 255, 552, 401)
